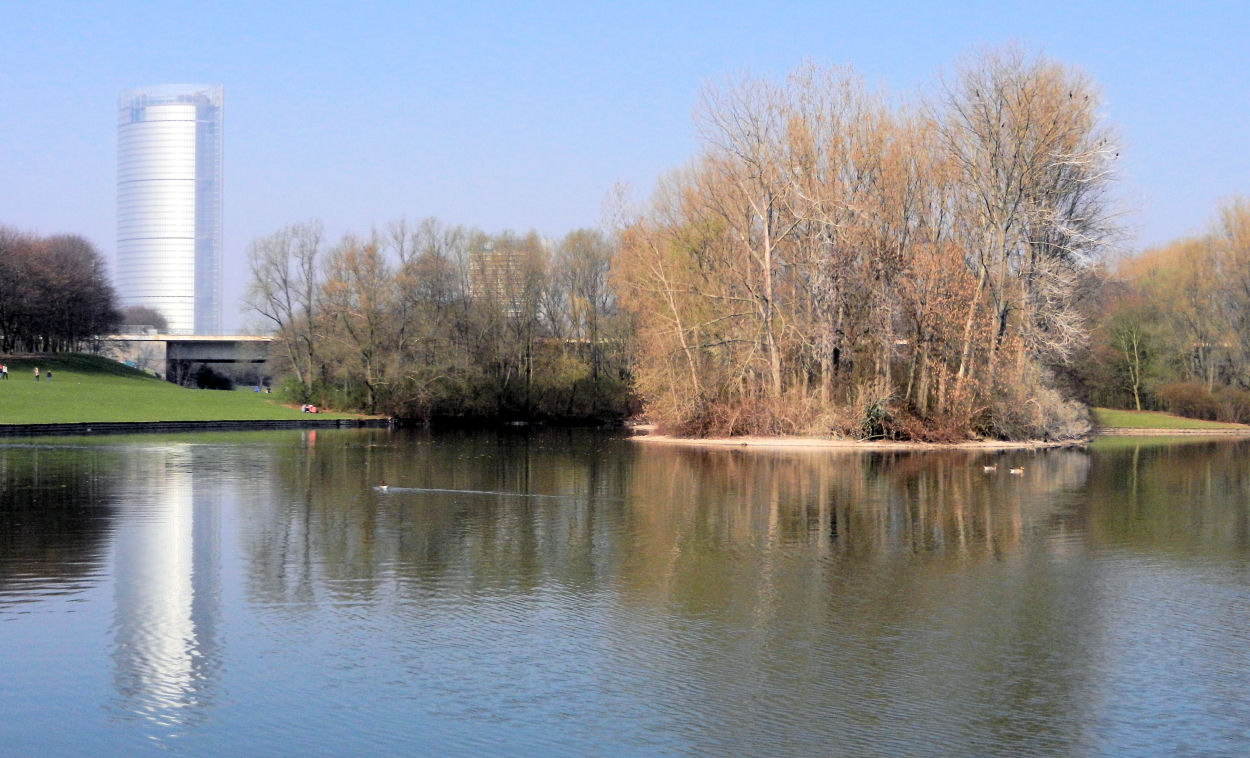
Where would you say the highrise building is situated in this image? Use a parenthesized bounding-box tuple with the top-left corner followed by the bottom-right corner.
(117, 85, 222, 335)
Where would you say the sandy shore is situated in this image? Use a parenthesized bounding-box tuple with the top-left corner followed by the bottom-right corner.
(627, 426, 1083, 451)
(626, 424, 1250, 451)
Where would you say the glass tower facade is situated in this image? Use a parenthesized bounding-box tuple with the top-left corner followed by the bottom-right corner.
(117, 85, 222, 335)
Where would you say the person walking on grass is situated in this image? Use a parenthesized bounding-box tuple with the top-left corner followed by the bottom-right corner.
(33, 367, 39, 381)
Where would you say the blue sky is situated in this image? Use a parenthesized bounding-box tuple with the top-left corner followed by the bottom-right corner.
(2, 1, 1247, 330)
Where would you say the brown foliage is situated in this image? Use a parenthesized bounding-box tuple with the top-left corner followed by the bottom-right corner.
(615, 48, 1117, 440)
(0, 227, 119, 352)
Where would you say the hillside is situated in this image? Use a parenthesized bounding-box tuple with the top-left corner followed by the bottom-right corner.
(0, 354, 353, 424)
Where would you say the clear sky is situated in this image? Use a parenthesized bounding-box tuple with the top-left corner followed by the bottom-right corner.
(2, 1, 1247, 330)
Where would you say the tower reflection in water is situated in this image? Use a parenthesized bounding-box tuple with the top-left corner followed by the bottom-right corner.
(110, 443, 221, 733)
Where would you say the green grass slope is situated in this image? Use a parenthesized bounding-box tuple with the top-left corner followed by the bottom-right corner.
(0, 354, 354, 424)
(1091, 407, 1249, 430)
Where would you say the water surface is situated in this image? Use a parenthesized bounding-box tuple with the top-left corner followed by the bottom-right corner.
(2, 430, 1248, 755)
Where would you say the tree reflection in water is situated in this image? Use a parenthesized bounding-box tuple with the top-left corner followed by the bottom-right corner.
(6, 431, 1250, 755)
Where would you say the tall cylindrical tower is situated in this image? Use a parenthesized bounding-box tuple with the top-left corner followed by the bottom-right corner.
(117, 85, 222, 335)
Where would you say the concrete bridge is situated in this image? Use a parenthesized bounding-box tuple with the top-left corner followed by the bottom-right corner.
(98, 333, 274, 387)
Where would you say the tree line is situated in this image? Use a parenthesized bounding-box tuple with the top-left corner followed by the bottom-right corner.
(7, 45, 1236, 441)
(0, 227, 120, 353)
(244, 47, 1250, 439)
(613, 48, 1118, 440)
(245, 218, 631, 421)
(1083, 197, 1250, 421)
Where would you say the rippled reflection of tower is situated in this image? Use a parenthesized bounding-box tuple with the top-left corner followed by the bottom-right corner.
(117, 85, 222, 335)
(111, 444, 222, 731)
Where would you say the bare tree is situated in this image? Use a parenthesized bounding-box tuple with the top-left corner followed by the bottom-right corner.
(244, 220, 324, 395)
(119, 305, 169, 332)
(693, 73, 807, 400)
(616, 49, 1116, 439)
(936, 46, 1118, 411)
(554, 229, 615, 382)
(320, 234, 398, 413)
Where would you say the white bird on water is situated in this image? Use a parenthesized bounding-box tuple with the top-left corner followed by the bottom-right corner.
(1009, 467, 1024, 476)
(378, 480, 389, 492)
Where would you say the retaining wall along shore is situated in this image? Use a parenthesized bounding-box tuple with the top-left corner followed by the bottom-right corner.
(0, 418, 390, 437)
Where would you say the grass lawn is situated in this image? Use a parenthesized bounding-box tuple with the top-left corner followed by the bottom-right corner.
(1091, 407, 1248, 430)
(0, 354, 356, 424)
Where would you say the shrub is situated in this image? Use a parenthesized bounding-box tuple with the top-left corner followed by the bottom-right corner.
(191, 363, 233, 390)
(979, 364, 1091, 441)
(851, 379, 895, 440)
(1213, 386, 1250, 424)
(1156, 382, 1220, 421)
(888, 410, 971, 443)
(278, 375, 311, 404)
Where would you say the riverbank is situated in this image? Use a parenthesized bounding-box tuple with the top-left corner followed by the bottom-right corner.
(627, 407, 1250, 450)
(5, 355, 1245, 444)
(628, 427, 1084, 451)
(1093, 427, 1250, 436)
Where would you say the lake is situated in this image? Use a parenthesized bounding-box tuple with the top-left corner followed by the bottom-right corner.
(2, 429, 1249, 756)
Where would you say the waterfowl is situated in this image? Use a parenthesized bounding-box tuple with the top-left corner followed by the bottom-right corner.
(378, 480, 389, 492)
(1009, 467, 1024, 476)
(983, 465, 997, 472)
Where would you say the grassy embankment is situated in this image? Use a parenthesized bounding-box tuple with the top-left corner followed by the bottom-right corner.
(0, 354, 354, 424)
(1091, 407, 1249, 430)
